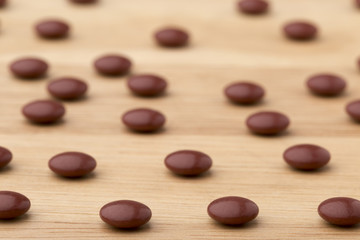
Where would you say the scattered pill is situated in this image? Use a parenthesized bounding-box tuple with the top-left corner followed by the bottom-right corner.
(10, 57, 49, 79)
(0, 146, 12, 169)
(69, 0, 97, 3)
(0, 191, 31, 219)
(154, 27, 189, 48)
(127, 74, 167, 97)
(356, 0, 360, 8)
(357, 57, 360, 70)
(318, 197, 360, 226)
(306, 74, 346, 96)
(35, 19, 70, 39)
(283, 21, 318, 41)
(0, 0, 6, 7)
(208, 196, 259, 225)
(246, 111, 290, 135)
(22, 100, 65, 124)
(49, 152, 96, 178)
(346, 100, 360, 122)
(224, 82, 265, 104)
(100, 200, 152, 229)
(283, 144, 330, 170)
(237, 0, 269, 15)
(122, 108, 165, 133)
(94, 54, 132, 76)
(48, 77, 88, 100)
(164, 150, 212, 176)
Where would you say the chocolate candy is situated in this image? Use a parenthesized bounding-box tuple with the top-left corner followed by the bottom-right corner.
(70, 0, 97, 3)
(246, 111, 290, 135)
(224, 82, 265, 104)
(35, 19, 70, 39)
(346, 100, 360, 122)
(283, 144, 330, 170)
(47, 77, 88, 100)
(100, 200, 152, 228)
(22, 100, 65, 124)
(237, 0, 269, 15)
(0, 0, 7, 7)
(208, 196, 259, 225)
(154, 27, 189, 48)
(49, 152, 96, 178)
(307, 74, 346, 96)
(94, 54, 132, 76)
(318, 197, 360, 226)
(10, 57, 49, 79)
(122, 108, 165, 133)
(283, 21, 318, 41)
(0, 191, 31, 219)
(0, 146, 12, 169)
(127, 74, 167, 97)
(164, 150, 212, 176)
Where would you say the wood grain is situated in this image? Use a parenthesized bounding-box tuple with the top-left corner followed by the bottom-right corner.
(0, 0, 360, 239)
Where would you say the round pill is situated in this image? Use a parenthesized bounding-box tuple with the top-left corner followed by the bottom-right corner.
(22, 100, 65, 124)
(10, 57, 49, 79)
(0, 146, 12, 169)
(0, 0, 7, 7)
(346, 100, 360, 122)
(94, 54, 132, 76)
(0, 191, 31, 219)
(100, 200, 152, 229)
(318, 197, 360, 226)
(69, 0, 97, 3)
(208, 196, 259, 225)
(246, 111, 290, 135)
(237, 0, 269, 15)
(283, 144, 330, 170)
(122, 108, 165, 133)
(224, 82, 265, 104)
(306, 74, 346, 96)
(154, 27, 189, 48)
(127, 74, 167, 97)
(164, 150, 212, 176)
(35, 19, 70, 39)
(49, 152, 96, 178)
(283, 21, 318, 41)
(47, 77, 88, 100)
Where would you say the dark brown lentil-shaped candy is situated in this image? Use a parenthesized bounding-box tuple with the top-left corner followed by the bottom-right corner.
(208, 196, 259, 225)
(164, 150, 212, 176)
(0, 146, 12, 169)
(154, 27, 189, 48)
(49, 152, 96, 178)
(0, 0, 7, 7)
(10, 58, 49, 79)
(237, 0, 269, 15)
(246, 111, 290, 135)
(127, 74, 167, 97)
(69, 0, 97, 3)
(100, 200, 152, 228)
(318, 197, 360, 226)
(122, 108, 165, 132)
(283, 21, 318, 41)
(0, 191, 31, 219)
(22, 100, 65, 124)
(346, 100, 360, 122)
(306, 74, 346, 96)
(35, 19, 70, 39)
(224, 82, 265, 104)
(94, 54, 132, 76)
(47, 77, 88, 100)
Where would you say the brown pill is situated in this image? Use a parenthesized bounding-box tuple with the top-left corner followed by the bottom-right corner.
(283, 21, 318, 41)
(127, 74, 167, 97)
(0, 0, 7, 7)
(357, 57, 360, 70)
(22, 100, 65, 124)
(283, 144, 330, 170)
(69, 0, 97, 3)
(0, 191, 31, 219)
(100, 200, 152, 229)
(10, 57, 49, 79)
(307, 74, 346, 96)
(224, 82, 265, 104)
(49, 152, 96, 178)
(122, 108, 165, 133)
(0, 146, 12, 169)
(346, 100, 360, 122)
(246, 111, 290, 135)
(208, 196, 259, 225)
(154, 27, 189, 48)
(318, 197, 360, 226)
(237, 0, 269, 15)
(48, 77, 88, 100)
(35, 19, 70, 39)
(94, 54, 132, 76)
(356, 0, 360, 8)
(164, 150, 212, 176)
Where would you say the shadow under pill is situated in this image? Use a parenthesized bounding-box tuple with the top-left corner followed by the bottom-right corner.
(103, 223, 152, 233)
(210, 219, 259, 230)
(0, 214, 31, 223)
(0, 165, 12, 174)
(51, 172, 97, 181)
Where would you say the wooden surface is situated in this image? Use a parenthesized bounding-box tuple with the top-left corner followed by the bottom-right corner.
(1, 0, 360, 239)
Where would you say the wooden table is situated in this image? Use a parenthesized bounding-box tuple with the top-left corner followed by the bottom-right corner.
(0, 0, 360, 239)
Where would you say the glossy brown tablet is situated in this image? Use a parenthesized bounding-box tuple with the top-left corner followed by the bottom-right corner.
(346, 100, 360, 122)
(283, 21, 318, 41)
(94, 54, 132, 76)
(307, 74, 346, 96)
(246, 111, 290, 135)
(0, 191, 31, 219)
(0, 146, 12, 169)
(122, 108, 165, 132)
(127, 74, 167, 97)
(47, 77, 88, 100)
(237, 0, 269, 15)
(49, 152, 96, 177)
(154, 27, 189, 47)
(22, 100, 65, 124)
(224, 82, 265, 104)
(10, 57, 49, 79)
(35, 19, 70, 39)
